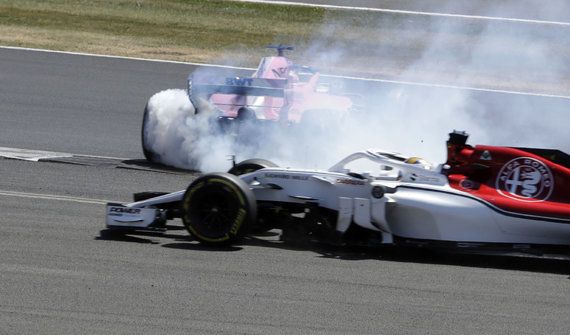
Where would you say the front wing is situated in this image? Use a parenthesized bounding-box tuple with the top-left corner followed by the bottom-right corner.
(106, 203, 166, 230)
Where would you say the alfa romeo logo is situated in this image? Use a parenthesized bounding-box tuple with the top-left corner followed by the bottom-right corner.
(496, 157, 554, 202)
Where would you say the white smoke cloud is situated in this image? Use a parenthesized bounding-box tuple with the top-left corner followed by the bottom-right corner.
(143, 88, 354, 171)
(292, 2, 570, 163)
(144, 3, 569, 172)
(143, 89, 233, 171)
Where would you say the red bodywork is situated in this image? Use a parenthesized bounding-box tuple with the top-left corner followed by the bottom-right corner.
(445, 132, 570, 219)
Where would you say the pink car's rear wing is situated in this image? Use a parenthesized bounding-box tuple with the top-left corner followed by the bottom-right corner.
(188, 74, 287, 104)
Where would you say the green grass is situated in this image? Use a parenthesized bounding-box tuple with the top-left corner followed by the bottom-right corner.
(0, 0, 429, 71)
(0, 0, 335, 66)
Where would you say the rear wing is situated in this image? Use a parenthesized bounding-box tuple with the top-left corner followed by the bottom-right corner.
(187, 74, 287, 106)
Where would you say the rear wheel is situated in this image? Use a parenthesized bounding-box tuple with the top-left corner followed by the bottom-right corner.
(236, 107, 256, 121)
(141, 102, 159, 162)
(228, 158, 277, 176)
(140, 89, 196, 167)
(181, 173, 257, 245)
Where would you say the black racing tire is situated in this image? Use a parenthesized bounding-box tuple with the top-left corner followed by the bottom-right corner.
(236, 107, 256, 121)
(181, 173, 257, 245)
(141, 102, 159, 163)
(227, 158, 278, 176)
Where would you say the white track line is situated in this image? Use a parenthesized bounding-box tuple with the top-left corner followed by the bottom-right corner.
(0, 190, 112, 205)
(0, 146, 73, 161)
(326, 74, 570, 100)
(0, 45, 250, 70)
(231, 0, 570, 26)
(0, 149, 120, 204)
(0, 146, 129, 162)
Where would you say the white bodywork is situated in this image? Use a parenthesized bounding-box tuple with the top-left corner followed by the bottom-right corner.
(106, 149, 570, 247)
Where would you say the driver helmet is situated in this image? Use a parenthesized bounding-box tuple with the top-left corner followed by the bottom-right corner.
(405, 157, 433, 170)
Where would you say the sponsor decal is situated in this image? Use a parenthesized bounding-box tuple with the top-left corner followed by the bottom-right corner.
(265, 173, 290, 179)
(409, 173, 440, 183)
(226, 77, 253, 86)
(336, 178, 365, 186)
(459, 178, 479, 190)
(109, 207, 141, 214)
(480, 150, 492, 160)
(229, 208, 246, 235)
(264, 173, 308, 181)
(496, 157, 554, 202)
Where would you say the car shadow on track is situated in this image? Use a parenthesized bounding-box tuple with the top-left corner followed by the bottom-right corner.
(97, 227, 185, 245)
(243, 233, 570, 276)
(97, 228, 243, 251)
(117, 159, 199, 175)
(162, 243, 243, 252)
(97, 228, 570, 276)
(371, 247, 570, 277)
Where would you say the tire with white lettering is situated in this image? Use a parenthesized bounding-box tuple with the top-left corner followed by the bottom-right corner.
(228, 158, 277, 176)
(182, 173, 257, 245)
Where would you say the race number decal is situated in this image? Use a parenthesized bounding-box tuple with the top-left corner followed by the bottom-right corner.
(496, 157, 554, 202)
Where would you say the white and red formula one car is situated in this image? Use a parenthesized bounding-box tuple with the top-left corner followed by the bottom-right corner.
(107, 131, 570, 256)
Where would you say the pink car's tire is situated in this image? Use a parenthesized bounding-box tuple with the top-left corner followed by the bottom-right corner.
(141, 102, 159, 163)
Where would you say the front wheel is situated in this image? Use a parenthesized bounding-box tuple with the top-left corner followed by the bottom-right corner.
(181, 173, 257, 245)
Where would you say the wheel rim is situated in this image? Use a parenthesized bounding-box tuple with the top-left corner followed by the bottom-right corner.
(188, 183, 241, 237)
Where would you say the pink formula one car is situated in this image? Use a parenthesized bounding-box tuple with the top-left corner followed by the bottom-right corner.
(189, 45, 360, 123)
(142, 46, 362, 164)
